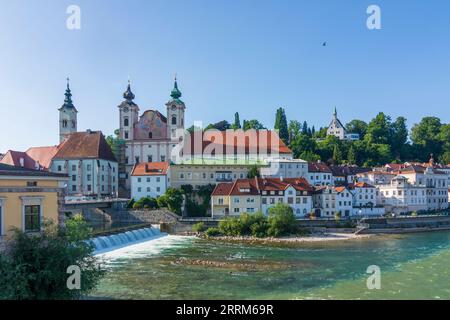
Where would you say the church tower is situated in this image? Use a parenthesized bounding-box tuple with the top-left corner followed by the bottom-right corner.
(165, 77, 185, 141)
(118, 80, 139, 141)
(58, 78, 78, 143)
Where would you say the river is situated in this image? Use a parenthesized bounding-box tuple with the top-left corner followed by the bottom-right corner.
(92, 231, 450, 299)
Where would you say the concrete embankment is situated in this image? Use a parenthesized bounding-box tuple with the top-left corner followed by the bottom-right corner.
(358, 215, 450, 234)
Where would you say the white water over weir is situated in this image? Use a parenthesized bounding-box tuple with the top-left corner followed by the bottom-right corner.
(90, 226, 167, 254)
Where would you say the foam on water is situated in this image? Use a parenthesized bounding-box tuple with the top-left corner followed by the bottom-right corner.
(91, 226, 174, 255)
(96, 235, 195, 264)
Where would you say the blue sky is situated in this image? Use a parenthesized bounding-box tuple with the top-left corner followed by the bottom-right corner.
(0, 0, 449, 152)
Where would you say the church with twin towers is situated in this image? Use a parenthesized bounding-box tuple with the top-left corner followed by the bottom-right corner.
(58, 77, 186, 194)
(117, 78, 186, 190)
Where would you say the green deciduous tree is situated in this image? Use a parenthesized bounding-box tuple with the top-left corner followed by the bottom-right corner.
(0, 217, 104, 300)
(274, 107, 289, 145)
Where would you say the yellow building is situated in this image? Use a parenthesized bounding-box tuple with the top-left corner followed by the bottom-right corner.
(0, 164, 68, 238)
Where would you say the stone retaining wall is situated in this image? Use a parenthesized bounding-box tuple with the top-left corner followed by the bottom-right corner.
(107, 208, 180, 224)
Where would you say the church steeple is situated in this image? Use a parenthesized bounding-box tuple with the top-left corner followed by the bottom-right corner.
(123, 79, 135, 102)
(333, 106, 337, 118)
(62, 77, 75, 109)
(170, 76, 182, 100)
(59, 78, 78, 143)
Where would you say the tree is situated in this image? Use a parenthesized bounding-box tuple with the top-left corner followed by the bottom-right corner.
(243, 119, 266, 131)
(106, 129, 125, 162)
(411, 117, 443, 161)
(365, 112, 392, 145)
(247, 164, 260, 178)
(346, 120, 368, 138)
(233, 112, 241, 129)
(0, 217, 104, 300)
(302, 121, 308, 135)
(267, 203, 298, 237)
(290, 133, 317, 159)
(332, 144, 343, 164)
(157, 188, 184, 215)
(274, 107, 289, 145)
(288, 120, 302, 144)
(347, 145, 357, 165)
(391, 116, 408, 159)
(205, 120, 230, 131)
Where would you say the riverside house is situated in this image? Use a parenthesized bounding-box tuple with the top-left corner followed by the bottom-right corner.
(0, 164, 68, 239)
(211, 177, 314, 218)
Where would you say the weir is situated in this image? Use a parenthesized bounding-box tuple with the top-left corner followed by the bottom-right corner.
(90, 226, 167, 254)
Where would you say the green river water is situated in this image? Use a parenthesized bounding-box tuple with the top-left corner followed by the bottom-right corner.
(93, 231, 450, 300)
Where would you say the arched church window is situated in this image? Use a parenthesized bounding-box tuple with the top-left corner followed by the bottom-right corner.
(172, 116, 177, 125)
(71, 120, 76, 128)
(124, 117, 129, 127)
(62, 120, 68, 128)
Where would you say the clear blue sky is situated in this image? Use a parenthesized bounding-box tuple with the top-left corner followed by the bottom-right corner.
(1, 0, 449, 152)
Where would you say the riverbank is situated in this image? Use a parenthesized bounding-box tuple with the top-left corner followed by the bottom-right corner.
(199, 232, 373, 245)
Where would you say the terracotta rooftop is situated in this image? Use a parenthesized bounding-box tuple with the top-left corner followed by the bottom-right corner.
(131, 162, 169, 176)
(350, 182, 375, 189)
(308, 162, 332, 173)
(182, 130, 292, 156)
(53, 131, 116, 162)
(211, 177, 313, 196)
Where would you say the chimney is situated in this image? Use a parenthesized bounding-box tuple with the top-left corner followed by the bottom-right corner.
(19, 157, 24, 167)
(145, 164, 149, 172)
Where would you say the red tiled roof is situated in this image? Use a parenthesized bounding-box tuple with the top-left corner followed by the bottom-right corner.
(308, 162, 332, 173)
(211, 177, 313, 196)
(25, 146, 59, 169)
(350, 182, 375, 188)
(182, 130, 292, 156)
(131, 162, 169, 176)
(53, 131, 116, 162)
(212, 182, 234, 196)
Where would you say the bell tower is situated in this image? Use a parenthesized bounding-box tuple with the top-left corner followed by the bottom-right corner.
(166, 76, 186, 141)
(58, 78, 78, 143)
(118, 80, 139, 141)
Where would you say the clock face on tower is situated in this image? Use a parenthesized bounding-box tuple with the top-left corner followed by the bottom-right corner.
(123, 106, 129, 112)
(171, 105, 176, 110)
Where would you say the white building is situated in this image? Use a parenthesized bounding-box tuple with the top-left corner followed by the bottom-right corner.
(51, 131, 118, 197)
(260, 159, 308, 179)
(349, 182, 385, 216)
(313, 185, 353, 218)
(377, 175, 428, 214)
(326, 108, 359, 141)
(307, 161, 333, 186)
(210, 177, 313, 219)
(130, 162, 170, 200)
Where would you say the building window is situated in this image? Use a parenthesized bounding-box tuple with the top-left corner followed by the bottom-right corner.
(87, 175, 91, 181)
(156, 177, 161, 182)
(62, 120, 68, 128)
(24, 205, 40, 233)
(172, 116, 177, 125)
(58, 165, 62, 171)
(138, 187, 142, 192)
(72, 165, 77, 171)
(161, 155, 166, 162)
(125, 131, 129, 139)
(148, 155, 153, 162)
(27, 181, 38, 187)
(157, 187, 160, 192)
(124, 117, 129, 127)
(72, 185, 77, 192)
(135, 156, 140, 164)
(87, 185, 92, 192)
(149, 132, 153, 139)
(72, 175, 76, 181)
(87, 164, 91, 171)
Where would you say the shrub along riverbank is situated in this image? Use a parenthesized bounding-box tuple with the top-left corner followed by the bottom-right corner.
(196, 203, 310, 238)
